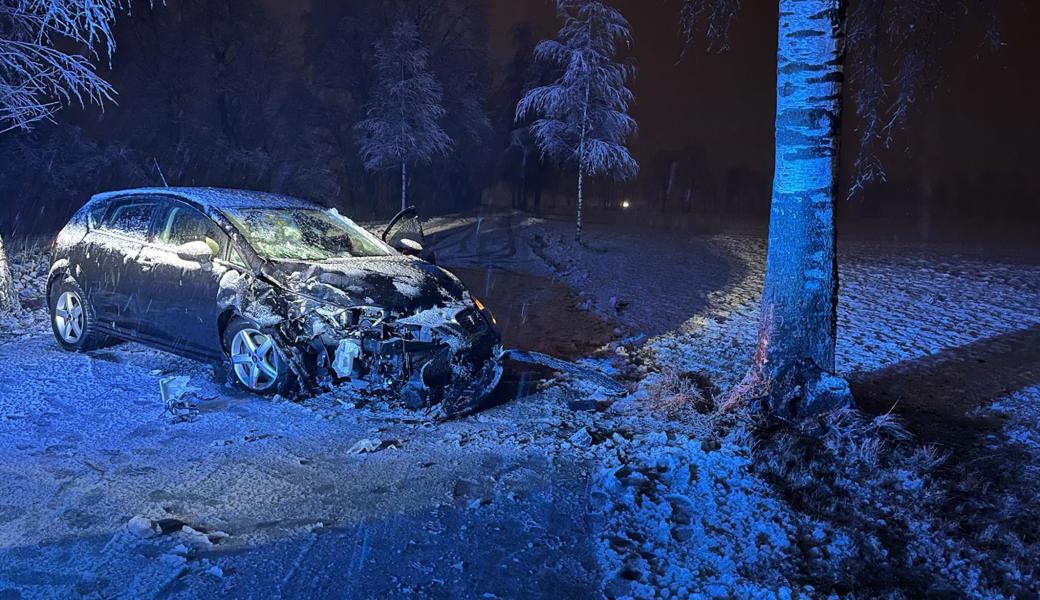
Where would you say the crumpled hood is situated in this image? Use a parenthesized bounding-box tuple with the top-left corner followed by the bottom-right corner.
(265, 256, 467, 314)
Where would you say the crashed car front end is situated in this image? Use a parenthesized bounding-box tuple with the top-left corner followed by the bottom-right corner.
(295, 298, 504, 412)
(218, 257, 504, 415)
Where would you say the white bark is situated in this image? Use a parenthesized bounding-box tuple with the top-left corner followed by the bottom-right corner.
(733, 0, 851, 418)
(0, 233, 18, 313)
(575, 77, 591, 243)
(401, 161, 408, 211)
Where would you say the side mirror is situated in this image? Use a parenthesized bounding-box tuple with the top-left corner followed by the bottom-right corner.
(394, 238, 424, 256)
(382, 206, 419, 242)
(175, 240, 215, 262)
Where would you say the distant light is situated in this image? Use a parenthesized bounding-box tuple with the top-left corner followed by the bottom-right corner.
(621, 200, 631, 209)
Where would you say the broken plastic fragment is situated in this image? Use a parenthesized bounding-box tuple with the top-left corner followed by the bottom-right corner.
(331, 338, 363, 378)
(159, 375, 197, 404)
(347, 438, 382, 454)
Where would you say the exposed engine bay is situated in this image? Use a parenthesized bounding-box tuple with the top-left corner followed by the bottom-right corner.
(217, 255, 504, 417)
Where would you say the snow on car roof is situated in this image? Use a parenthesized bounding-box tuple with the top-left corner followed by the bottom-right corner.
(90, 187, 323, 211)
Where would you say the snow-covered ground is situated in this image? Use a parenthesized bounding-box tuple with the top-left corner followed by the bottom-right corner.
(521, 217, 1040, 598)
(2, 215, 1039, 598)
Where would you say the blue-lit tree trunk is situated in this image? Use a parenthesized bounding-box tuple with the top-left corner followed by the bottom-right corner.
(737, 0, 852, 418)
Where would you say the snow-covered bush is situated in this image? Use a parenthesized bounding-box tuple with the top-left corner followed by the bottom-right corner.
(641, 369, 716, 422)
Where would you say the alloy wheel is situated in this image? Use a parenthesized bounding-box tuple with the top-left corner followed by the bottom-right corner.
(230, 328, 280, 391)
(54, 291, 85, 344)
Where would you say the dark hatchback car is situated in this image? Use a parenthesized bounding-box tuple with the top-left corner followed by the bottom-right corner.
(47, 188, 502, 410)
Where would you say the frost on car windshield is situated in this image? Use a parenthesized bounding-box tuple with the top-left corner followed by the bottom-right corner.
(226, 208, 390, 261)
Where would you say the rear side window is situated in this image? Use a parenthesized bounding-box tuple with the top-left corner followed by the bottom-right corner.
(99, 198, 157, 240)
(86, 200, 110, 229)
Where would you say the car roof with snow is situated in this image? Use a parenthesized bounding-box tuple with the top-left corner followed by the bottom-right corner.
(90, 187, 321, 212)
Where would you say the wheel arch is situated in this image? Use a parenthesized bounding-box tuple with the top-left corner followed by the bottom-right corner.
(217, 308, 241, 350)
(45, 259, 72, 302)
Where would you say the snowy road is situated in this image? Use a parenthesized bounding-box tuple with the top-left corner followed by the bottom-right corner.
(0, 330, 603, 598)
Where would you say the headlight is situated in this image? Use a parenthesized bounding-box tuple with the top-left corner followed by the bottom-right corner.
(472, 296, 496, 326)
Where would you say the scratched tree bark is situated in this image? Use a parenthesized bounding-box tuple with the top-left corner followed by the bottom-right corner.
(731, 0, 853, 418)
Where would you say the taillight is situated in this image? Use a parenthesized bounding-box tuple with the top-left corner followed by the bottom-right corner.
(50, 237, 57, 251)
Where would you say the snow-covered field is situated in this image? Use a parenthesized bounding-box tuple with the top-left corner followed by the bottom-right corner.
(2, 215, 1039, 598)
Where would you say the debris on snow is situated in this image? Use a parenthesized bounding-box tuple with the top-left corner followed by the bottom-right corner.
(568, 427, 593, 448)
(347, 438, 384, 454)
(506, 349, 626, 396)
(127, 515, 160, 539)
(159, 375, 201, 422)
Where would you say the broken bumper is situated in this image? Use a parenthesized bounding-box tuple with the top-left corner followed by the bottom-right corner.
(283, 302, 503, 412)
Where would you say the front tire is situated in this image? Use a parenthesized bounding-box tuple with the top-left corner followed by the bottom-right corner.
(49, 279, 107, 352)
(222, 317, 295, 395)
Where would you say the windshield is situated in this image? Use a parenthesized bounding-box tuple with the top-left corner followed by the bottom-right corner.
(225, 208, 391, 261)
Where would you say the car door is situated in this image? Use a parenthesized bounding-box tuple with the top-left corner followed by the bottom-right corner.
(82, 195, 160, 333)
(135, 200, 231, 358)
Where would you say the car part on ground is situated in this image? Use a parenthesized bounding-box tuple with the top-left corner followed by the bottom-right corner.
(505, 349, 628, 396)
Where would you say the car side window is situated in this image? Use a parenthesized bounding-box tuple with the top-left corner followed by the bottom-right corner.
(227, 245, 248, 268)
(87, 200, 110, 230)
(99, 197, 157, 240)
(156, 203, 228, 257)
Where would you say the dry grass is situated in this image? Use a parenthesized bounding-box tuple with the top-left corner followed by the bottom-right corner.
(642, 368, 717, 422)
(750, 407, 1039, 599)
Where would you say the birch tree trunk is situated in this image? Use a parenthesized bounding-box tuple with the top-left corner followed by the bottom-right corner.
(733, 0, 852, 419)
(0, 233, 18, 313)
(576, 168, 584, 243)
(575, 78, 591, 244)
(400, 162, 407, 211)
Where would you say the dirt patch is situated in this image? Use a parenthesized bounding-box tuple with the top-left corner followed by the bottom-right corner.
(447, 266, 617, 360)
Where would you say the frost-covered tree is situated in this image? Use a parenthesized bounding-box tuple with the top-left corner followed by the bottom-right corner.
(515, 0, 638, 243)
(0, 0, 119, 311)
(356, 19, 453, 212)
(0, 0, 117, 134)
(680, 0, 999, 419)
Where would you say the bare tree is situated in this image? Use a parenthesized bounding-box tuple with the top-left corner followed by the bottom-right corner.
(0, 0, 119, 311)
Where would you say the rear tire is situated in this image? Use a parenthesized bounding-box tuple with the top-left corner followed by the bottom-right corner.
(222, 317, 296, 396)
(49, 278, 108, 352)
